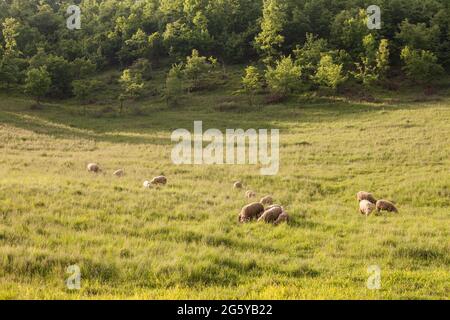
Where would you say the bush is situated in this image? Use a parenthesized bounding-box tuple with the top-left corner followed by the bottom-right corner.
(118, 69, 145, 113)
(353, 35, 390, 86)
(72, 79, 101, 114)
(183, 49, 217, 91)
(130, 58, 152, 80)
(165, 63, 184, 107)
(293, 34, 329, 79)
(313, 55, 347, 90)
(25, 67, 51, 105)
(241, 66, 261, 106)
(265, 55, 302, 97)
(400, 46, 444, 84)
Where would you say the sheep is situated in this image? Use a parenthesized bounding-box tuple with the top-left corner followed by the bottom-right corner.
(260, 195, 273, 206)
(245, 190, 256, 199)
(376, 200, 398, 213)
(113, 169, 124, 177)
(87, 163, 100, 173)
(258, 205, 283, 223)
(274, 211, 290, 225)
(151, 175, 167, 185)
(234, 181, 243, 189)
(143, 180, 152, 188)
(239, 202, 265, 223)
(357, 191, 377, 204)
(359, 200, 376, 216)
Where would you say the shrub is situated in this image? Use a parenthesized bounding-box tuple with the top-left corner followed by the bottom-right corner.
(130, 58, 152, 80)
(183, 49, 216, 91)
(25, 67, 51, 106)
(265, 56, 302, 97)
(118, 69, 145, 113)
(314, 55, 347, 90)
(165, 63, 184, 107)
(400, 46, 444, 84)
(353, 35, 390, 86)
(241, 66, 261, 106)
(72, 79, 101, 114)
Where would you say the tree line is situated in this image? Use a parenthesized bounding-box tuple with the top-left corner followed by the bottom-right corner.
(0, 0, 449, 107)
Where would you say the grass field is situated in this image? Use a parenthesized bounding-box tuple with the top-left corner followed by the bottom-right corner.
(0, 71, 449, 299)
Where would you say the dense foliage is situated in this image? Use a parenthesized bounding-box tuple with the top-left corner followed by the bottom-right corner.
(0, 0, 449, 100)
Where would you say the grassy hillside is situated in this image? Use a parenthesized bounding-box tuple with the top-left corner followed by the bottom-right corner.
(0, 71, 449, 299)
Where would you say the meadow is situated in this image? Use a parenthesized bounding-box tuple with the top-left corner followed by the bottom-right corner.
(0, 70, 449, 299)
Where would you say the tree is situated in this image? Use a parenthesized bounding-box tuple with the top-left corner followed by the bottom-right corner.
(25, 67, 51, 106)
(130, 58, 152, 80)
(165, 63, 184, 107)
(254, 0, 287, 64)
(0, 56, 20, 88)
(376, 39, 390, 81)
(118, 69, 145, 113)
(314, 55, 347, 90)
(330, 9, 369, 58)
(2, 17, 21, 57)
(72, 80, 101, 115)
(265, 55, 302, 97)
(30, 53, 74, 98)
(241, 66, 261, 106)
(293, 33, 329, 79)
(396, 19, 440, 51)
(353, 35, 390, 86)
(400, 46, 444, 84)
(183, 49, 215, 91)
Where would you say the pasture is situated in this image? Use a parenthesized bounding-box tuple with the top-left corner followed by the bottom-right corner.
(0, 77, 449, 299)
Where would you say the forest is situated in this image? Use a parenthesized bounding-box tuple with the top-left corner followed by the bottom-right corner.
(0, 0, 449, 104)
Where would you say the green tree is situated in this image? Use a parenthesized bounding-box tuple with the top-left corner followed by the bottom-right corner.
(331, 9, 369, 58)
(130, 58, 152, 80)
(400, 46, 444, 84)
(165, 63, 184, 107)
(396, 19, 440, 51)
(25, 67, 51, 106)
(183, 49, 215, 91)
(241, 66, 261, 106)
(118, 69, 145, 113)
(2, 17, 21, 57)
(254, 0, 286, 64)
(314, 55, 347, 90)
(265, 55, 302, 97)
(376, 39, 390, 81)
(293, 33, 329, 79)
(354, 35, 390, 86)
(72, 80, 101, 115)
(0, 56, 20, 88)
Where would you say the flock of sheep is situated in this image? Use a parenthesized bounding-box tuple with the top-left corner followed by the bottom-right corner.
(357, 191, 398, 215)
(233, 181, 290, 225)
(87, 163, 399, 225)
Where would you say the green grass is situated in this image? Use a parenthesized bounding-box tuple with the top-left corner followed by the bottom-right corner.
(0, 74, 449, 299)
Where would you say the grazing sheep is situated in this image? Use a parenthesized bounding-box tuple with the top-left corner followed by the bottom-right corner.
(87, 163, 100, 173)
(258, 205, 283, 223)
(151, 175, 167, 185)
(234, 181, 243, 189)
(239, 202, 265, 223)
(274, 211, 290, 225)
(113, 169, 124, 177)
(359, 200, 376, 216)
(357, 191, 377, 204)
(245, 190, 256, 199)
(143, 180, 152, 188)
(260, 195, 274, 206)
(376, 200, 398, 213)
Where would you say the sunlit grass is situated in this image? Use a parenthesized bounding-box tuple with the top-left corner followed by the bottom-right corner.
(0, 78, 449, 299)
